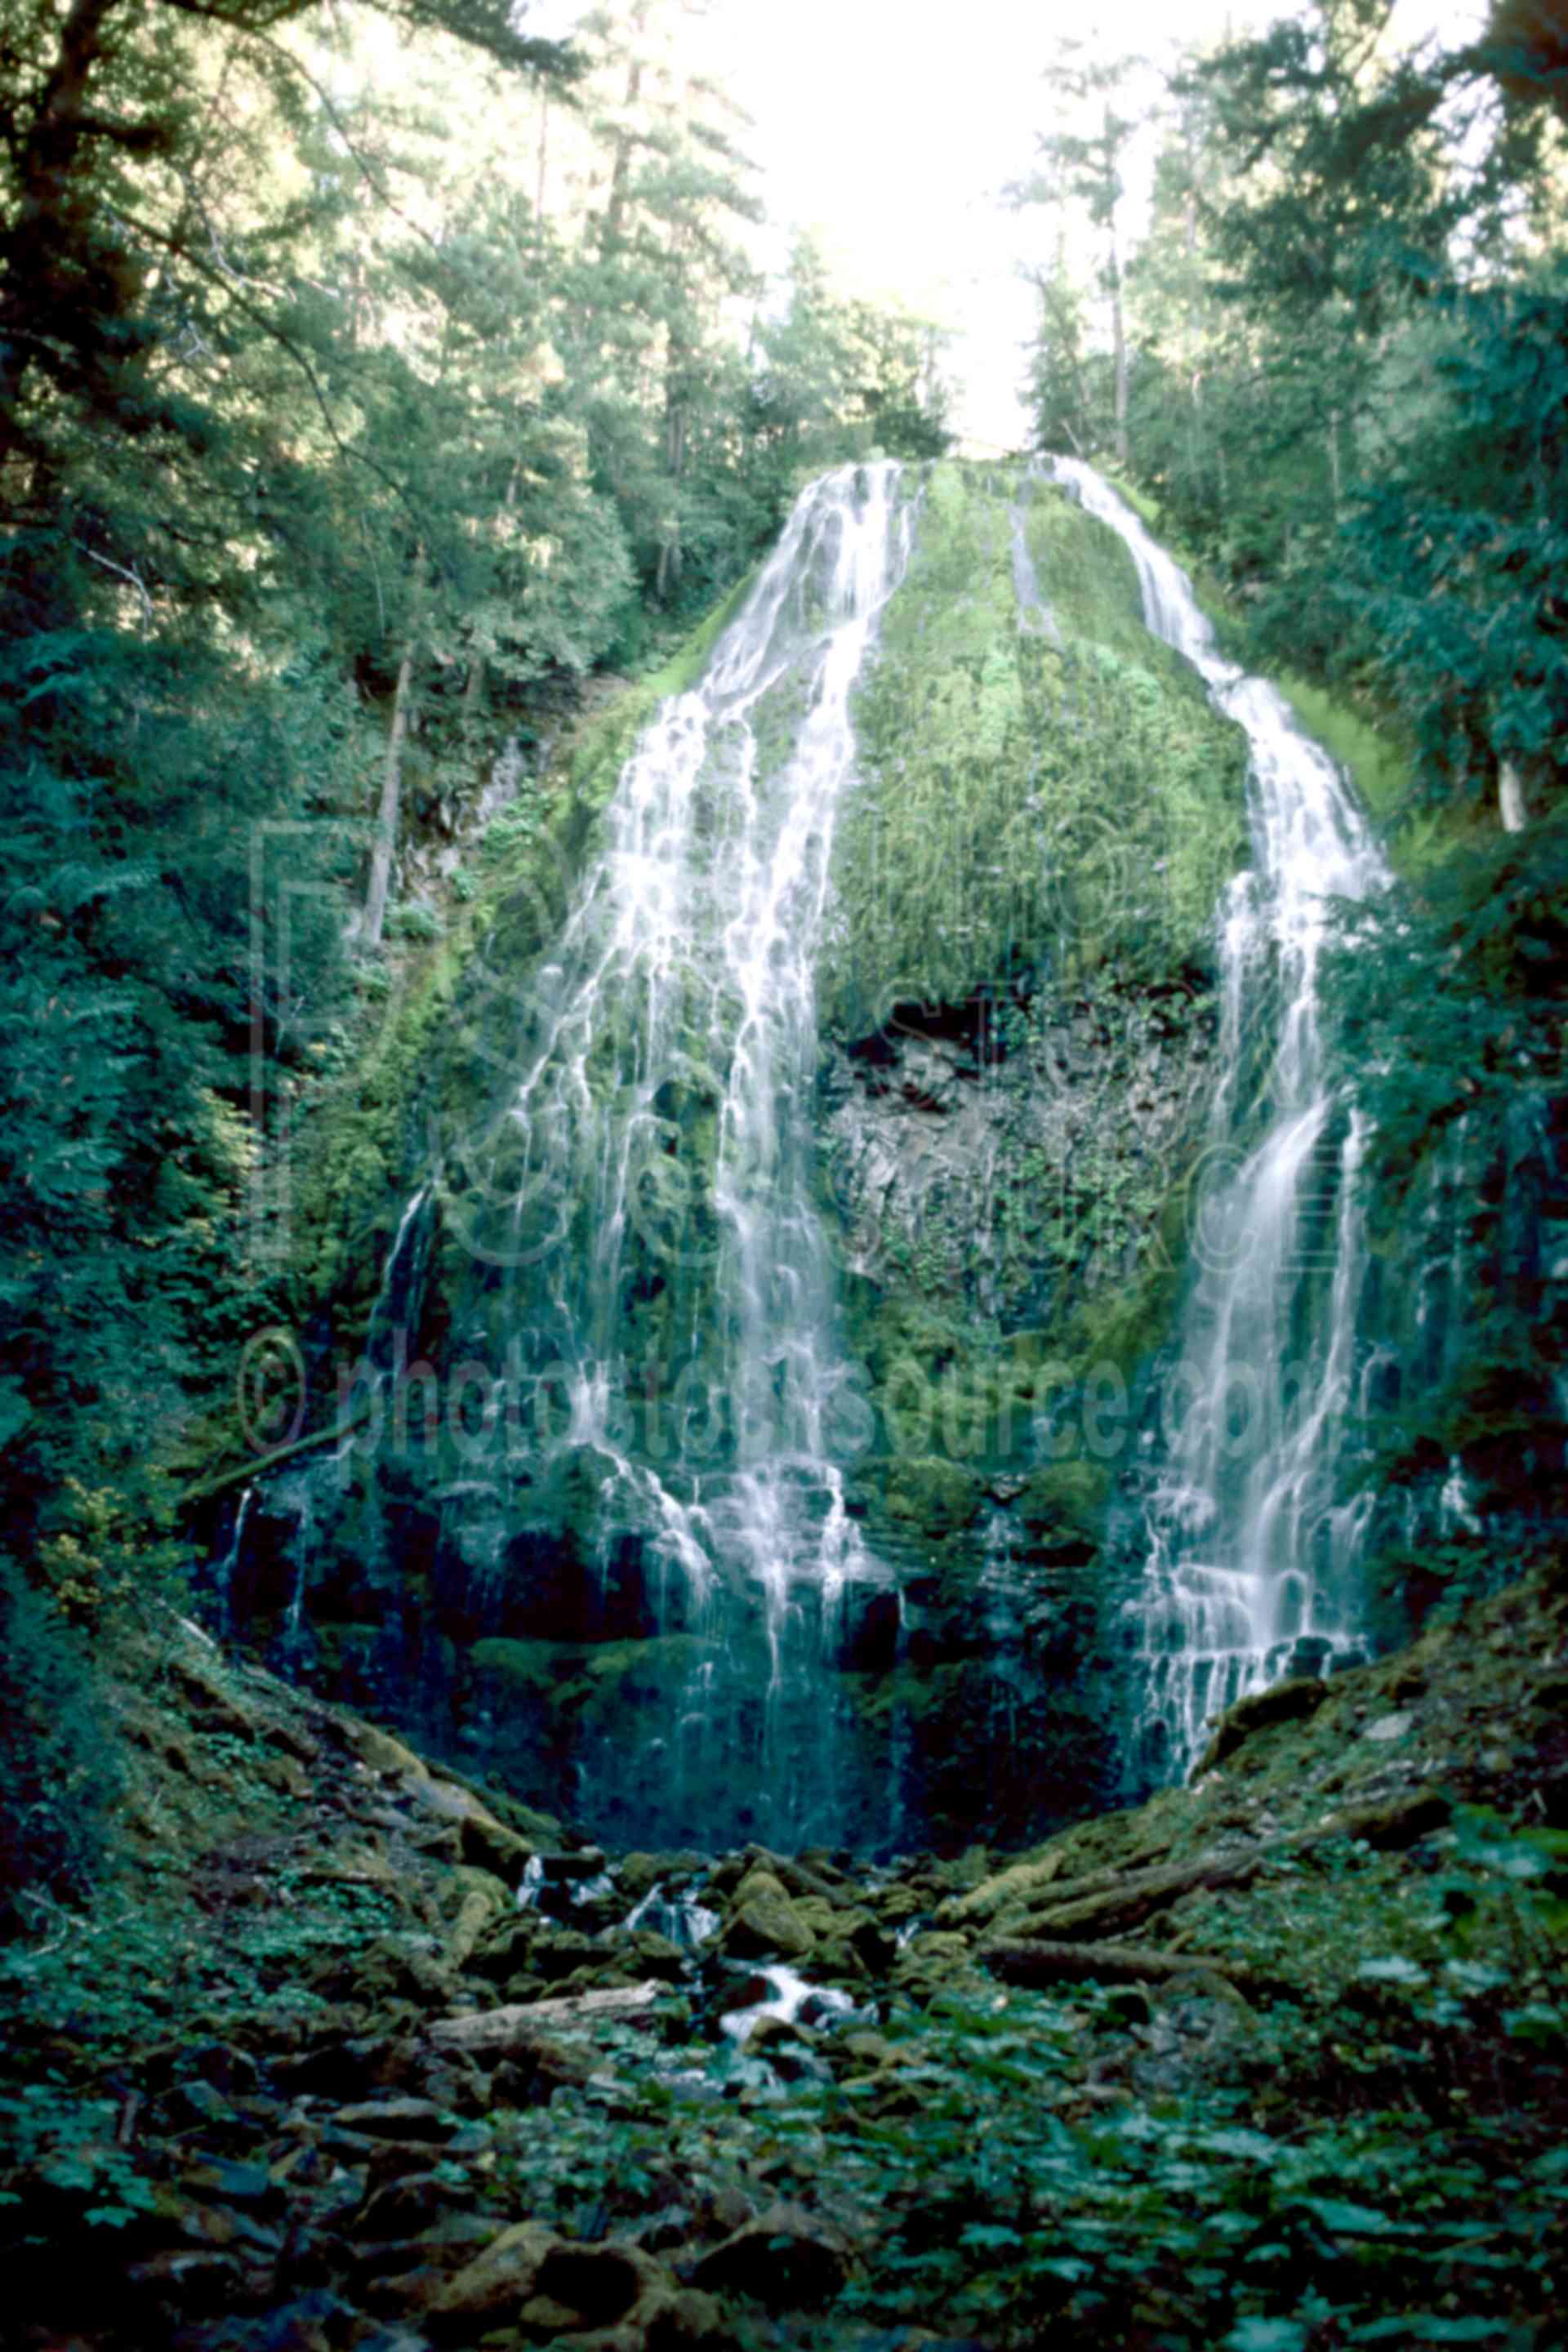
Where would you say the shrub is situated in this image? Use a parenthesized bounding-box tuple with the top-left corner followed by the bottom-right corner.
(0, 1559, 118, 1936)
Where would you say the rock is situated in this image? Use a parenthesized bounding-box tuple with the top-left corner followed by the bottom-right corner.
(465, 1913, 540, 1984)
(550, 1844, 610, 1878)
(349, 2207, 496, 2281)
(894, 1929, 970, 1971)
(305, 1936, 455, 2014)
(490, 2034, 598, 2105)
(124, 2250, 256, 2314)
(841, 2030, 904, 2071)
(168, 1656, 262, 1740)
(692, 2200, 853, 2308)
(346, 1722, 442, 1782)
(1195, 1676, 1330, 1774)
(628, 1928, 690, 1981)
(617, 1851, 707, 1904)
(519, 2292, 586, 2334)
(536, 2239, 655, 2324)
(1327, 1788, 1450, 1848)
(1016, 1460, 1103, 1539)
(167, 2080, 240, 2132)
(1363, 1710, 1415, 1743)
(426, 2219, 559, 2331)
(791, 1896, 843, 1940)
(529, 1924, 611, 1980)
(808, 1936, 870, 1984)
(180, 2158, 283, 2212)
(719, 1869, 814, 1961)
(356, 2173, 472, 2246)
(332, 2098, 458, 2143)
(639, 2284, 730, 2345)
(884, 1458, 983, 1537)
(743, 2014, 813, 2058)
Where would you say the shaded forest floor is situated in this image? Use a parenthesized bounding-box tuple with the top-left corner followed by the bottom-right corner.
(3, 1565, 1566, 2351)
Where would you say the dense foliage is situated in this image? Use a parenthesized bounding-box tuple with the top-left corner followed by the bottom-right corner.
(1020, 0, 1568, 1619)
(0, 0, 950, 1591)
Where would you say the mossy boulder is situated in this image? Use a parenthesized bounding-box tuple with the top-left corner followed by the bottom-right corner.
(720, 1868, 815, 1961)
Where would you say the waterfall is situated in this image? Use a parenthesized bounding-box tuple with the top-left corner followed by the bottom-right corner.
(1009, 466, 1060, 643)
(472, 462, 916, 1838)
(1051, 459, 1390, 1778)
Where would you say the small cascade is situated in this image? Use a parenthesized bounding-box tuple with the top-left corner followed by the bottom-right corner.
(623, 1881, 721, 1951)
(1051, 458, 1391, 1779)
(1009, 467, 1060, 642)
(212, 1483, 255, 1631)
(459, 463, 918, 1842)
(364, 1183, 434, 1379)
(278, 1472, 317, 1665)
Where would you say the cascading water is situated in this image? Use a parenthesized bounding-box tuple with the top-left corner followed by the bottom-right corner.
(462, 463, 917, 1841)
(1051, 459, 1391, 1779)
(1009, 467, 1060, 643)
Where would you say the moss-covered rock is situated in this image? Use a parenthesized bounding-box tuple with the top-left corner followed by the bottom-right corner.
(721, 1868, 816, 1961)
(881, 1457, 984, 1537)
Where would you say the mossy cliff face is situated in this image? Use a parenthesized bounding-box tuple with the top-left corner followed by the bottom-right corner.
(811, 461, 1250, 1834)
(220, 463, 1250, 1852)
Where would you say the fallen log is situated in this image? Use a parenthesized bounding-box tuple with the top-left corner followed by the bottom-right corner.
(982, 1938, 1265, 1999)
(429, 1980, 663, 2053)
(1020, 1850, 1263, 1942)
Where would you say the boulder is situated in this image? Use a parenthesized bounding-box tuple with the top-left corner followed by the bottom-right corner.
(692, 2200, 853, 2308)
(426, 2219, 559, 2331)
(719, 1869, 814, 1962)
(332, 2098, 459, 2143)
(1195, 1676, 1330, 1775)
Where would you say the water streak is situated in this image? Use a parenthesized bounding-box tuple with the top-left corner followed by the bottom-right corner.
(487, 464, 917, 1832)
(1052, 458, 1389, 1776)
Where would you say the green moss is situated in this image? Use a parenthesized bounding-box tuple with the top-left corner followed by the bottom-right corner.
(883, 1458, 984, 1536)
(1017, 1459, 1106, 1536)
(825, 461, 1249, 1038)
(274, 574, 757, 1325)
(472, 1633, 717, 1706)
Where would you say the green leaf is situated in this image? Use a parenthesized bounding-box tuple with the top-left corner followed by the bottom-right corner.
(1349, 2323, 1499, 2345)
(1224, 2320, 1309, 2352)
(1298, 2198, 1396, 2237)
(1356, 1956, 1428, 1987)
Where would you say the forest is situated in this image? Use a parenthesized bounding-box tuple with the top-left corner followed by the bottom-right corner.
(0, 2, 1565, 2347)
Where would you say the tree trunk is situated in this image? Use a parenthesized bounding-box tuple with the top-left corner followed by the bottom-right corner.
(657, 337, 688, 599)
(1105, 100, 1129, 470)
(430, 1982, 662, 2052)
(363, 640, 416, 948)
(1110, 236, 1129, 469)
(983, 1939, 1266, 1997)
(0, 0, 118, 419)
(601, 7, 650, 255)
(1185, 173, 1203, 483)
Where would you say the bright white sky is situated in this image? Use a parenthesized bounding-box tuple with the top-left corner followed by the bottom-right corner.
(527, 0, 1478, 449)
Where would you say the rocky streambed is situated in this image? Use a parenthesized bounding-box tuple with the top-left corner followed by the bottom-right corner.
(3, 1570, 1566, 2350)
